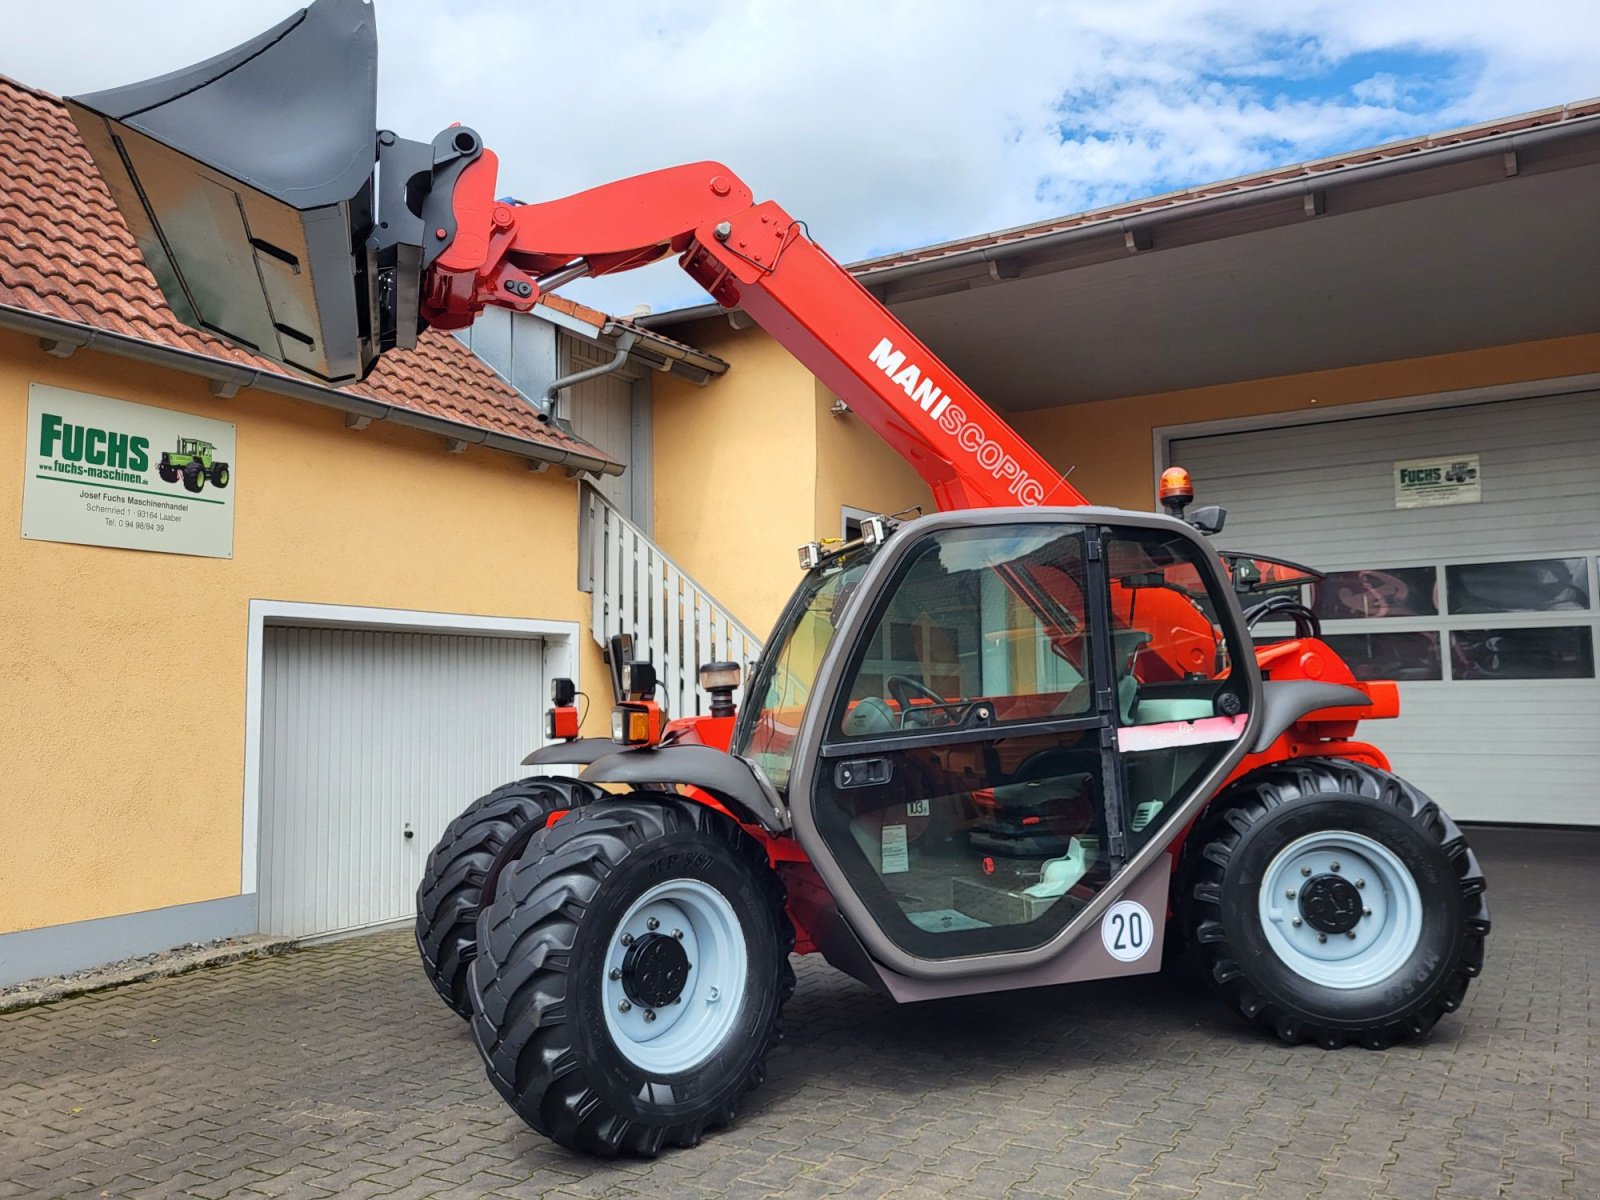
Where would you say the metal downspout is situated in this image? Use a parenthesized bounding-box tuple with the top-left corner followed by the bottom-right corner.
(538, 332, 637, 427)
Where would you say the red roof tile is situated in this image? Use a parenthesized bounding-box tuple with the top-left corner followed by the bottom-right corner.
(0, 74, 617, 466)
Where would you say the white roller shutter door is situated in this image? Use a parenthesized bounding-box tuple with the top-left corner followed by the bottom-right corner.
(259, 626, 543, 937)
(1172, 391, 1600, 825)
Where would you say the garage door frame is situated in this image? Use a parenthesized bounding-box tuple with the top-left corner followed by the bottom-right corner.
(241, 599, 580, 897)
(1150, 370, 1600, 504)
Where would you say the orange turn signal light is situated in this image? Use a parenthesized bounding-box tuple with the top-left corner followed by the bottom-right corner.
(610, 701, 662, 747)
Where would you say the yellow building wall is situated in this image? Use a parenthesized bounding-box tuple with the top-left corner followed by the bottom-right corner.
(812, 381, 932, 542)
(1011, 333, 1600, 512)
(652, 318, 819, 638)
(0, 328, 604, 934)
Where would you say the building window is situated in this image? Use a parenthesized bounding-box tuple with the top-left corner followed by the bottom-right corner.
(1449, 627, 1595, 680)
(1445, 558, 1590, 614)
(1321, 632, 1443, 682)
(1311, 567, 1439, 620)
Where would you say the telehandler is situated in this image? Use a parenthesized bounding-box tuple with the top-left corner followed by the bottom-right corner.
(70, 0, 1488, 1158)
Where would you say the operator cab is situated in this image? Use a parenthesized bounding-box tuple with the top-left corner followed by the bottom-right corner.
(736, 506, 1256, 967)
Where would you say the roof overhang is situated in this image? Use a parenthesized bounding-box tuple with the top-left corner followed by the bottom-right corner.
(644, 103, 1600, 408)
(536, 296, 727, 385)
(0, 305, 625, 476)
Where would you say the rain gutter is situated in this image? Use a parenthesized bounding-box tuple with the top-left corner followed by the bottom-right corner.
(0, 305, 624, 477)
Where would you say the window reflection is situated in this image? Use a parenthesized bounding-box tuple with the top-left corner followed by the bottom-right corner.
(1446, 558, 1590, 614)
(1321, 632, 1442, 681)
(1311, 567, 1438, 620)
(1450, 627, 1595, 680)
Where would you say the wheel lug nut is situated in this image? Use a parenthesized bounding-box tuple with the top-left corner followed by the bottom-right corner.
(1363, 908, 1372, 918)
(1291, 917, 1302, 927)
(618, 1000, 631, 1013)
(646, 917, 660, 931)
(1355, 879, 1366, 889)
(1346, 931, 1357, 939)
(1301, 866, 1312, 877)
(1331, 861, 1341, 872)
(644, 1009, 657, 1023)
(1318, 933, 1328, 943)
(620, 933, 633, 947)
(609, 968, 621, 981)
(1286, 889, 1297, 900)
(673, 928, 684, 940)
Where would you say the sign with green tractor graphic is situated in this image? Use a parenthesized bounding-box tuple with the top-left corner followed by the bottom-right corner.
(157, 437, 231, 493)
(22, 383, 235, 558)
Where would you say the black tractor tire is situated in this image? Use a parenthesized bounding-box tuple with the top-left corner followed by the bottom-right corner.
(1184, 758, 1488, 1049)
(182, 464, 204, 493)
(157, 462, 179, 483)
(416, 776, 597, 1018)
(210, 463, 230, 488)
(469, 795, 795, 1157)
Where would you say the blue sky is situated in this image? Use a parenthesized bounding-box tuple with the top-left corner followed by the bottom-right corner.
(6, 1, 1597, 314)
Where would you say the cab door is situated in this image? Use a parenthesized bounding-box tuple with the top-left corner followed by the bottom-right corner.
(787, 513, 1254, 975)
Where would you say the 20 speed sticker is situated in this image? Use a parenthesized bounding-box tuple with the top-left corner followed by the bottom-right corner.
(1101, 899, 1154, 962)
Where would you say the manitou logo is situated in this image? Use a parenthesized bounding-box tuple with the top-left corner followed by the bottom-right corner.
(867, 337, 1047, 504)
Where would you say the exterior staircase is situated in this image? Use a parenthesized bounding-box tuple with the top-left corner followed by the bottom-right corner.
(578, 484, 764, 718)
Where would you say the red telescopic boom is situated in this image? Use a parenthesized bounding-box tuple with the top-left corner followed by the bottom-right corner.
(423, 153, 1084, 512)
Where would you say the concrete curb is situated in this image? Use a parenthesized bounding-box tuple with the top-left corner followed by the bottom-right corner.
(0, 935, 297, 1012)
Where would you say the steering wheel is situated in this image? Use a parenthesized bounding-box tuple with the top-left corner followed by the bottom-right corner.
(885, 674, 947, 717)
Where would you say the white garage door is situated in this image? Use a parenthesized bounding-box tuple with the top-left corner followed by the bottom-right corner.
(1172, 391, 1600, 826)
(259, 626, 543, 937)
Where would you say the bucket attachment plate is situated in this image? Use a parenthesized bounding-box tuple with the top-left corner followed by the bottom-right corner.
(67, 0, 384, 384)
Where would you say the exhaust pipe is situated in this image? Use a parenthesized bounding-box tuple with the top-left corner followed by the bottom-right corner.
(67, 0, 470, 386)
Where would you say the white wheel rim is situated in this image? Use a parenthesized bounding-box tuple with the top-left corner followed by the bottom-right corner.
(601, 879, 748, 1074)
(1258, 830, 1424, 990)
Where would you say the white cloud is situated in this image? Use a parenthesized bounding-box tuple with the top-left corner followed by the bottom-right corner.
(6, 0, 1597, 315)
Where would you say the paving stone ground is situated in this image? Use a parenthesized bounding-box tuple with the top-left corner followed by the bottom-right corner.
(1, 826, 1594, 1200)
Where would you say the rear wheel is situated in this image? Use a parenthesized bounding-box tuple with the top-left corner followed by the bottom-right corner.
(469, 796, 794, 1157)
(415, 777, 595, 1018)
(210, 463, 230, 487)
(1186, 759, 1488, 1048)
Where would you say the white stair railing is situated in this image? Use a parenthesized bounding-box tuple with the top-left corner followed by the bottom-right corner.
(579, 484, 764, 719)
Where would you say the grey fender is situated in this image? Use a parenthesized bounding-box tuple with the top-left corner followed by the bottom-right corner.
(579, 745, 787, 833)
(1251, 681, 1371, 752)
(522, 737, 623, 767)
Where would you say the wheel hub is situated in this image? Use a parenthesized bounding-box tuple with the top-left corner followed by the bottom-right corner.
(1257, 830, 1423, 990)
(621, 932, 691, 1009)
(1299, 873, 1363, 934)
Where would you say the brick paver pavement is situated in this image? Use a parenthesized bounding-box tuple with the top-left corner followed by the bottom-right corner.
(1, 827, 1594, 1199)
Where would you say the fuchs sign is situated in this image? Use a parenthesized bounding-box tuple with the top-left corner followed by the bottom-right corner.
(22, 384, 235, 559)
(1393, 453, 1481, 510)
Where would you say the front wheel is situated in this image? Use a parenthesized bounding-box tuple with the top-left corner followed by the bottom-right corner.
(469, 796, 794, 1157)
(182, 464, 204, 493)
(1186, 759, 1488, 1048)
